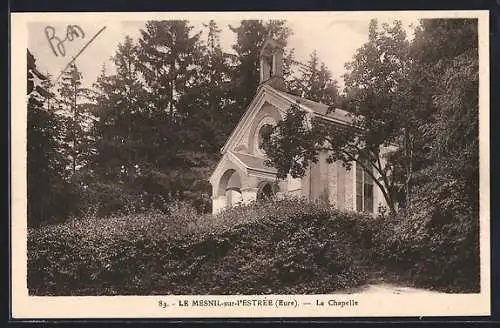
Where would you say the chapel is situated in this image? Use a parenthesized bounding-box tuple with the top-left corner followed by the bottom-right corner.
(209, 39, 388, 215)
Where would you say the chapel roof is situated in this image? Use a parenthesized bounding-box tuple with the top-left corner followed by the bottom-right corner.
(219, 83, 355, 155)
(270, 87, 352, 124)
(231, 152, 277, 174)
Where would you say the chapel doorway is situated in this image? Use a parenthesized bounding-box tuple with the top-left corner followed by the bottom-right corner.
(223, 170, 243, 207)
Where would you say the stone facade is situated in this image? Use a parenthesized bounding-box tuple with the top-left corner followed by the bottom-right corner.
(327, 161, 338, 207)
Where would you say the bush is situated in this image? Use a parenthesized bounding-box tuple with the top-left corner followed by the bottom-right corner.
(77, 181, 145, 217)
(28, 199, 370, 295)
(371, 201, 480, 293)
(28, 195, 479, 295)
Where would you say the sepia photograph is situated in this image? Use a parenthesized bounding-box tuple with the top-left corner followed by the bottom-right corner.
(11, 10, 490, 318)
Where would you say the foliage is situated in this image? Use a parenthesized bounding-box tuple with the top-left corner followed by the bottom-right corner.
(27, 52, 76, 226)
(90, 36, 147, 182)
(372, 202, 479, 292)
(88, 22, 225, 215)
(261, 103, 318, 178)
(289, 50, 341, 106)
(262, 18, 479, 217)
(27, 99, 76, 226)
(137, 20, 201, 120)
(178, 20, 235, 155)
(412, 18, 479, 212)
(57, 63, 95, 175)
(378, 19, 480, 292)
(28, 196, 479, 295)
(28, 199, 370, 295)
(263, 20, 417, 214)
(374, 19, 480, 292)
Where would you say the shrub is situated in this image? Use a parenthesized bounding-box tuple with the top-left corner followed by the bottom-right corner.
(370, 200, 480, 293)
(77, 181, 143, 217)
(28, 195, 479, 295)
(28, 199, 370, 295)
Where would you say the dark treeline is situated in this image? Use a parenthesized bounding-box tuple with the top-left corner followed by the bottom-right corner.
(27, 19, 342, 226)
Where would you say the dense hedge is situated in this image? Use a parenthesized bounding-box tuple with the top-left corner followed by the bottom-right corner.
(28, 198, 480, 295)
(371, 197, 480, 293)
(28, 199, 371, 295)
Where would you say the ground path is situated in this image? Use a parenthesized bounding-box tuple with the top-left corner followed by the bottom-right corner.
(335, 264, 448, 295)
(344, 283, 446, 294)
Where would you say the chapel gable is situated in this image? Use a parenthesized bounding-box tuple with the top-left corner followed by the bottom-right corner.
(232, 101, 283, 156)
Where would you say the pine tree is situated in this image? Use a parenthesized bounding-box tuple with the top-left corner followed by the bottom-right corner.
(290, 50, 340, 106)
(176, 20, 235, 211)
(27, 50, 72, 225)
(178, 20, 234, 154)
(57, 64, 95, 176)
(91, 36, 147, 182)
(228, 20, 293, 125)
(136, 20, 201, 169)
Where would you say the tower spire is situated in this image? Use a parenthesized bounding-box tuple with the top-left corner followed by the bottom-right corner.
(259, 37, 285, 90)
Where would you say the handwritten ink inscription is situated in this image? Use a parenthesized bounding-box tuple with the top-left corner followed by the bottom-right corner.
(44, 25, 86, 57)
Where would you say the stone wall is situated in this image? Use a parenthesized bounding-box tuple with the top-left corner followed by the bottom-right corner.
(292, 157, 355, 212)
(286, 175, 302, 194)
(310, 159, 321, 201)
(241, 187, 258, 204)
(212, 196, 226, 214)
(327, 161, 338, 208)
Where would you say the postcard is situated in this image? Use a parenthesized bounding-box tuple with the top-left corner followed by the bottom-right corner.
(11, 10, 490, 318)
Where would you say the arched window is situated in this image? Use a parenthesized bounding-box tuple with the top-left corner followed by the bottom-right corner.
(258, 124, 274, 153)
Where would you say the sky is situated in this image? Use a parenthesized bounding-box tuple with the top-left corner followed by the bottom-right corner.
(27, 13, 419, 92)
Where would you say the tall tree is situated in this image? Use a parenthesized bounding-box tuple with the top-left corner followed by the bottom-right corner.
(289, 50, 340, 106)
(398, 19, 479, 290)
(177, 20, 233, 155)
(136, 20, 201, 169)
(57, 63, 95, 176)
(228, 20, 293, 125)
(27, 50, 72, 225)
(411, 18, 479, 215)
(133, 20, 221, 208)
(91, 36, 148, 182)
(172, 20, 235, 210)
(263, 20, 414, 214)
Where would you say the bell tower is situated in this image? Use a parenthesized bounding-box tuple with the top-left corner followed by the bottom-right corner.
(259, 38, 285, 91)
